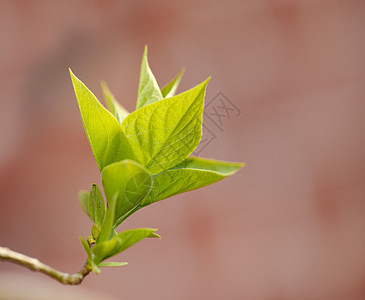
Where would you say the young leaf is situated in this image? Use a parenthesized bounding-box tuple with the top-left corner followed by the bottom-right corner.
(141, 157, 244, 207)
(173, 156, 245, 174)
(116, 228, 159, 254)
(80, 236, 92, 258)
(122, 78, 210, 174)
(136, 46, 163, 109)
(92, 228, 158, 264)
(97, 192, 118, 244)
(78, 190, 89, 218)
(88, 184, 105, 227)
(69, 69, 134, 170)
(101, 160, 153, 226)
(101, 81, 129, 123)
(161, 68, 184, 98)
(99, 262, 128, 267)
(92, 224, 101, 240)
(87, 234, 96, 245)
(93, 235, 122, 264)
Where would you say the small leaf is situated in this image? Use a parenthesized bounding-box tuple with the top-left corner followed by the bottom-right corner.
(141, 157, 244, 207)
(78, 190, 89, 217)
(98, 262, 128, 267)
(122, 78, 210, 174)
(136, 46, 163, 109)
(161, 68, 184, 98)
(93, 235, 122, 264)
(97, 192, 118, 243)
(92, 228, 158, 264)
(69, 69, 134, 170)
(88, 184, 105, 227)
(80, 236, 92, 258)
(101, 160, 153, 226)
(92, 224, 101, 240)
(173, 156, 244, 174)
(116, 228, 159, 254)
(101, 81, 129, 123)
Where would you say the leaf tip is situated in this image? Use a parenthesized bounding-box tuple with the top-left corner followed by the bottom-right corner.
(227, 161, 246, 174)
(227, 161, 246, 176)
(100, 80, 107, 90)
(149, 230, 161, 239)
(69, 68, 80, 87)
(178, 67, 185, 78)
(235, 161, 246, 170)
(69, 67, 75, 78)
(199, 76, 211, 90)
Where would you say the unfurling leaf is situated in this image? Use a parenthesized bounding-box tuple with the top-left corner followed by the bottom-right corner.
(88, 184, 105, 227)
(173, 156, 244, 174)
(92, 228, 159, 264)
(101, 81, 129, 123)
(92, 224, 101, 240)
(73, 47, 244, 275)
(122, 78, 210, 174)
(99, 262, 128, 267)
(161, 68, 184, 98)
(116, 228, 160, 253)
(101, 160, 152, 227)
(142, 157, 244, 206)
(80, 236, 92, 258)
(136, 46, 163, 109)
(78, 190, 89, 217)
(97, 192, 118, 244)
(93, 235, 122, 264)
(70, 69, 134, 170)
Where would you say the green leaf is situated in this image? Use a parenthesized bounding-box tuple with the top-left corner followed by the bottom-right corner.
(122, 78, 210, 174)
(148, 232, 161, 239)
(141, 157, 244, 206)
(92, 228, 158, 264)
(69, 69, 134, 170)
(161, 68, 184, 98)
(116, 228, 159, 254)
(101, 160, 153, 226)
(101, 81, 129, 123)
(88, 184, 105, 227)
(99, 262, 128, 267)
(78, 190, 89, 217)
(92, 224, 101, 240)
(173, 156, 245, 174)
(80, 236, 92, 258)
(97, 192, 118, 244)
(136, 46, 163, 109)
(93, 235, 122, 264)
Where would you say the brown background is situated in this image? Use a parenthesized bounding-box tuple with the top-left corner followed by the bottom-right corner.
(1, 1, 365, 299)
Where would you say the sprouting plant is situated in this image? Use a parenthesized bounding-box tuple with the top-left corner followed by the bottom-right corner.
(0, 46, 244, 285)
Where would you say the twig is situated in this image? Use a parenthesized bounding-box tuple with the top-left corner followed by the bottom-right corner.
(0, 246, 91, 285)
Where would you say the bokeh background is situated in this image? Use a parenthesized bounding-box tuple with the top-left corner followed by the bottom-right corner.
(1, 0, 365, 299)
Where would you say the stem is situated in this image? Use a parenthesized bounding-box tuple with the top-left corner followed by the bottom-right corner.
(0, 246, 91, 285)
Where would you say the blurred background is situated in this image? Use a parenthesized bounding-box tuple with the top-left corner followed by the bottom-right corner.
(1, 0, 365, 299)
